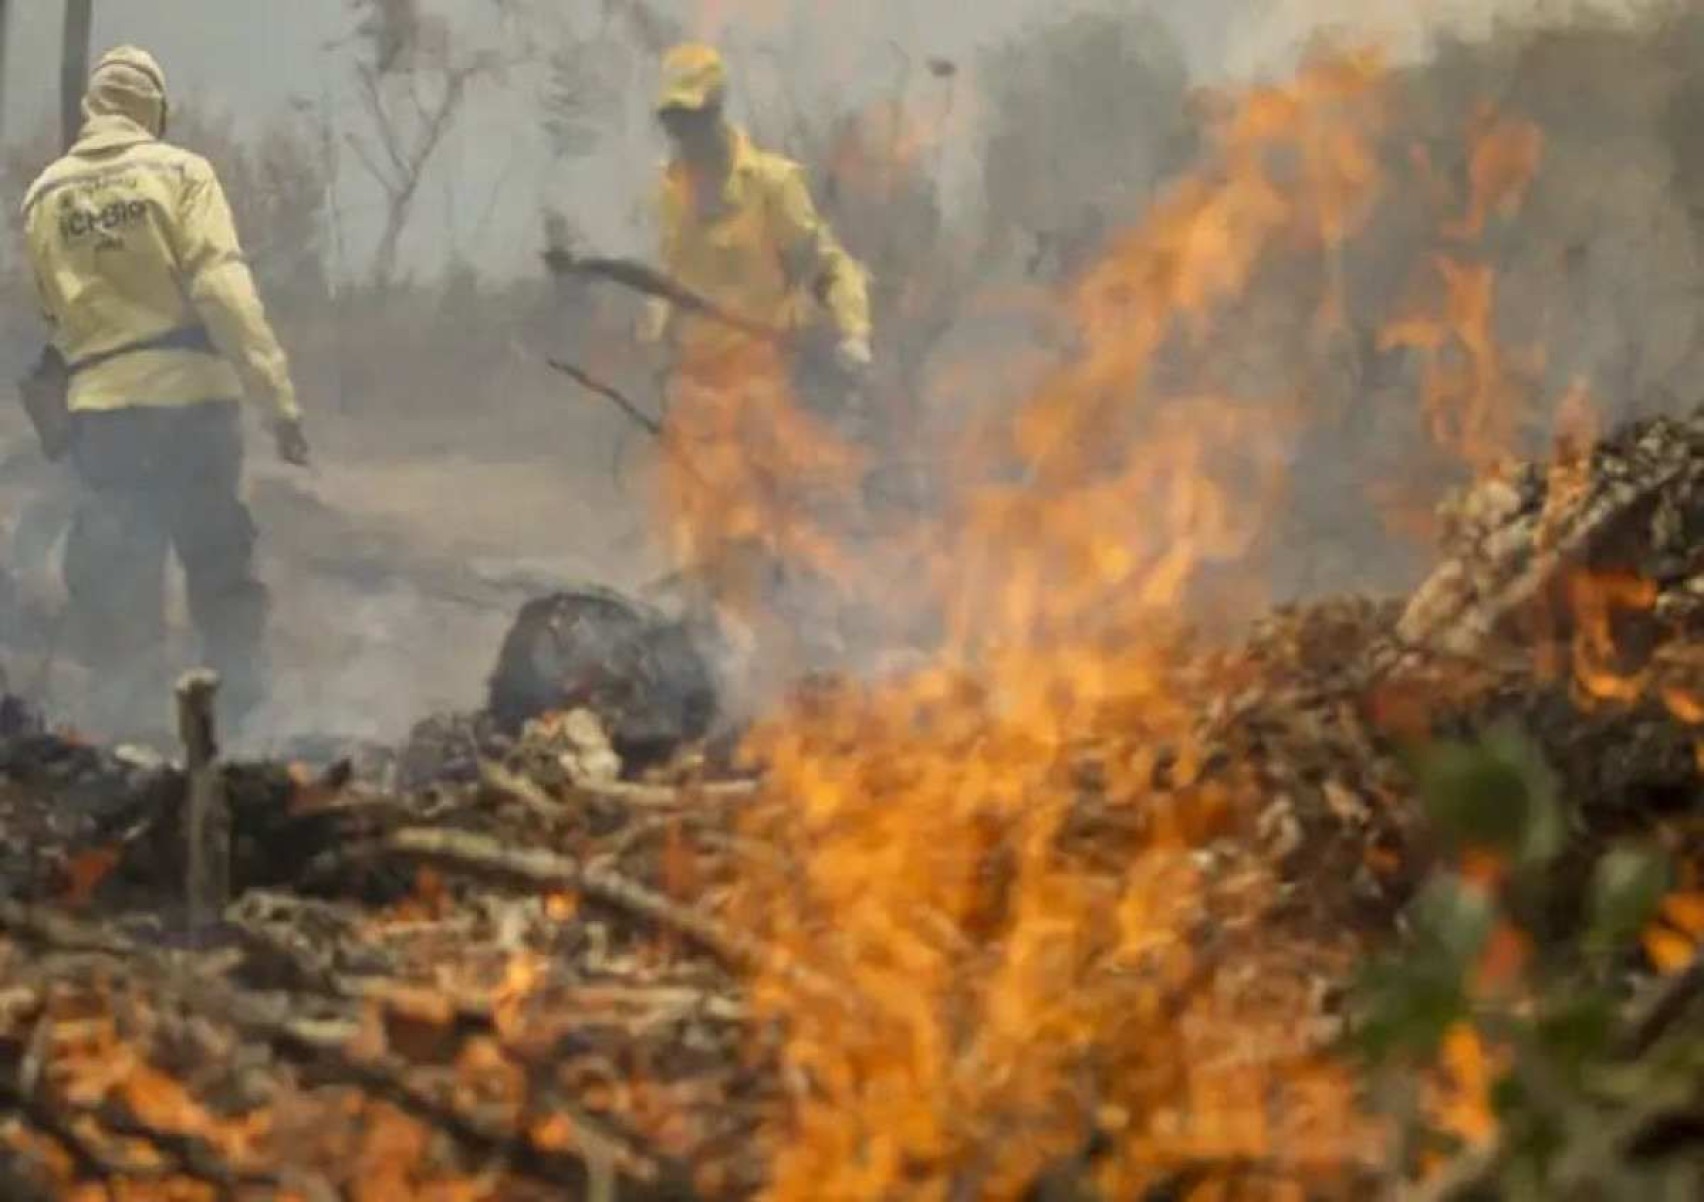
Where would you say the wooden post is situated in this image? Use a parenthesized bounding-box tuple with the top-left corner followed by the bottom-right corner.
(61, 0, 94, 151)
(176, 670, 229, 931)
(0, 2, 12, 143)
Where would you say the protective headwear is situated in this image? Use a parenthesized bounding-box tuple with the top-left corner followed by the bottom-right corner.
(24, 43, 301, 424)
(656, 43, 726, 113)
(82, 46, 168, 137)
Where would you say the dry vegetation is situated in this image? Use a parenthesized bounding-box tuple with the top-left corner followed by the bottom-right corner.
(5, 3, 1704, 1199)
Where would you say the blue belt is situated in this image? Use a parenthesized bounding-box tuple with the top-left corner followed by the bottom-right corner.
(67, 324, 216, 376)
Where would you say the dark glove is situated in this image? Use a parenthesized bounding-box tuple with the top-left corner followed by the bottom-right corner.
(274, 417, 311, 467)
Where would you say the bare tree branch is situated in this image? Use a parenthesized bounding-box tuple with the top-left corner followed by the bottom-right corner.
(341, 40, 486, 286)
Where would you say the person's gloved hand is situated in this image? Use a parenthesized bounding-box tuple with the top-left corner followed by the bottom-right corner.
(274, 416, 311, 467)
(834, 334, 874, 379)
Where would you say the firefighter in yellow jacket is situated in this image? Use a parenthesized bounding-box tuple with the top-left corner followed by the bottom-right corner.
(638, 43, 877, 678)
(640, 42, 873, 386)
(22, 46, 308, 732)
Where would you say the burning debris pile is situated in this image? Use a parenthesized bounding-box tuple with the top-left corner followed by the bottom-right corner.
(8, 32, 1704, 1198)
(1387, 405, 1704, 846)
(0, 678, 768, 1200)
(0, 406, 1700, 1199)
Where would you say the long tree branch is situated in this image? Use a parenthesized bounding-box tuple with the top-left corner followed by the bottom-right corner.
(356, 62, 412, 184)
(344, 129, 400, 197)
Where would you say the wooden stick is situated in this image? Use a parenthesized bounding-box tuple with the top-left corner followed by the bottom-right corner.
(176, 670, 228, 931)
(340, 827, 770, 973)
(1617, 949, 1704, 1060)
(544, 356, 663, 438)
(541, 251, 786, 343)
(575, 778, 760, 809)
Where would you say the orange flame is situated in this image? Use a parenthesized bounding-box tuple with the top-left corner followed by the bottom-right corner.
(1565, 568, 1657, 705)
(1424, 1024, 1504, 1150)
(1381, 110, 1545, 476)
(1448, 106, 1545, 241)
(697, 52, 1397, 1199)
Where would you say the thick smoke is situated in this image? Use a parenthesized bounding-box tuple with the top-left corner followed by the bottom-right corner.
(0, 0, 1696, 748)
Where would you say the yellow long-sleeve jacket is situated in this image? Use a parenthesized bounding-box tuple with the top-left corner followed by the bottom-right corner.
(642, 125, 870, 366)
(22, 114, 300, 421)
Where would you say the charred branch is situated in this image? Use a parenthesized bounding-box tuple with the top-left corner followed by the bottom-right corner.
(315, 826, 769, 975)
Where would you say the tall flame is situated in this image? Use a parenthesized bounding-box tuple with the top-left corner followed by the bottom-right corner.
(1381, 109, 1546, 477)
(666, 52, 1397, 1198)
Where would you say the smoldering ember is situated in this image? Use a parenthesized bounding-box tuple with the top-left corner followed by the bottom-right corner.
(4, 3, 1704, 1200)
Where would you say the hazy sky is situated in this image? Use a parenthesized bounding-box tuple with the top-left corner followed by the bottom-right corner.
(0, 1, 1644, 278)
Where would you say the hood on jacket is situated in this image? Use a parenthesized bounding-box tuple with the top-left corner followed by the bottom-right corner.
(81, 46, 168, 138)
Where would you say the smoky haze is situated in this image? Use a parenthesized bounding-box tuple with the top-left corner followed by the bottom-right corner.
(0, 1, 1612, 277)
(0, 0, 1689, 751)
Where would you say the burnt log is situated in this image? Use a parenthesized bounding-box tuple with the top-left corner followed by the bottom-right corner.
(484, 587, 718, 769)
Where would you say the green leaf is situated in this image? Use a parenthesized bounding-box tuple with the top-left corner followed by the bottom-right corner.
(1414, 873, 1498, 965)
(1535, 994, 1617, 1072)
(1414, 729, 1562, 865)
(1352, 957, 1468, 1061)
(1352, 876, 1493, 1061)
(1587, 845, 1673, 957)
(1417, 740, 1528, 850)
(1491, 1070, 1529, 1118)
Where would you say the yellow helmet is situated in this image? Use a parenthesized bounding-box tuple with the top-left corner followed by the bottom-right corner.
(656, 42, 726, 113)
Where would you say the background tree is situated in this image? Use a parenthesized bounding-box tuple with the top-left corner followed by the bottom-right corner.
(173, 105, 331, 309)
(341, 0, 497, 287)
